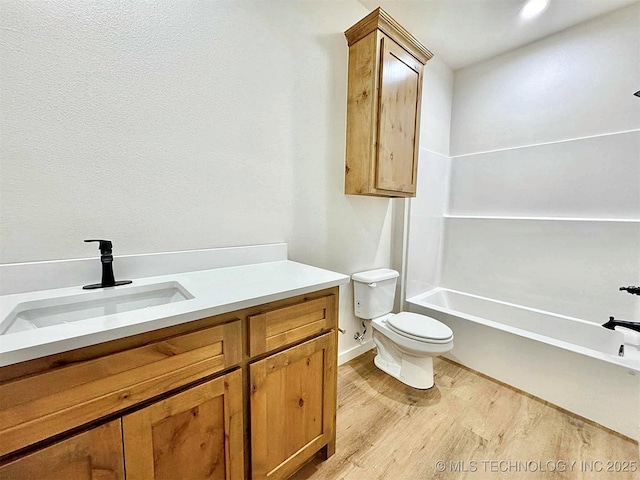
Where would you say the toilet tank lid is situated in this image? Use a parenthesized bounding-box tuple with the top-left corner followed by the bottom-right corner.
(352, 268, 399, 283)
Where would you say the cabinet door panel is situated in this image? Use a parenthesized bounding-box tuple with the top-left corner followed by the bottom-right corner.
(122, 370, 243, 480)
(376, 36, 422, 194)
(250, 333, 337, 480)
(0, 420, 124, 480)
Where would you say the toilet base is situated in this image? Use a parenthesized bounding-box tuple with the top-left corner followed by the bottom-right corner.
(373, 352, 434, 389)
(373, 331, 435, 389)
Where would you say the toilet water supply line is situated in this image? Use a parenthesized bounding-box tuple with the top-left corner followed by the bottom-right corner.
(354, 321, 367, 342)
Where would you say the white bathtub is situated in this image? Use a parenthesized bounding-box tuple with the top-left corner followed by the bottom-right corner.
(407, 288, 640, 441)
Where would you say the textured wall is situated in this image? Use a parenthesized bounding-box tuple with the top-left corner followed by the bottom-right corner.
(0, 1, 402, 359)
(1, 1, 384, 262)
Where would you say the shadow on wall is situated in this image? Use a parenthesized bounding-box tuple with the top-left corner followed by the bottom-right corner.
(283, 9, 394, 360)
(288, 28, 392, 274)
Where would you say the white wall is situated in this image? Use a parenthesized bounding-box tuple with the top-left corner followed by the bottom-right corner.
(450, 3, 640, 155)
(405, 57, 454, 299)
(0, 1, 402, 360)
(442, 3, 640, 323)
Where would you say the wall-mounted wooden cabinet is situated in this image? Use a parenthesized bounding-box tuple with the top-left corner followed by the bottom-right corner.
(344, 8, 433, 198)
(0, 288, 339, 480)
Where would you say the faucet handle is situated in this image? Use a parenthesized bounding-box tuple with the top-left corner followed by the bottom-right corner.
(84, 239, 113, 254)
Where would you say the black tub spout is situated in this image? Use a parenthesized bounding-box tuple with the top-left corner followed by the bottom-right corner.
(620, 285, 640, 295)
(602, 316, 640, 333)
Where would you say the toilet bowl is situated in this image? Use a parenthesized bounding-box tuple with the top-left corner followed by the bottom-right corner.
(371, 312, 453, 389)
(352, 269, 454, 389)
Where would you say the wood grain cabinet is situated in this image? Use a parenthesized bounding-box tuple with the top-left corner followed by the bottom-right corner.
(0, 373, 244, 480)
(0, 420, 125, 480)
(0, 287, 340, 480)
(250, 333, 336, 480)
(248, 293, 337, 480)
(344, 8, 433, 197)
(123, 370, 243, 480)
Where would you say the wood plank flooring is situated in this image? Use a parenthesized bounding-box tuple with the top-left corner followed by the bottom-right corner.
(291, 351, 640, 480)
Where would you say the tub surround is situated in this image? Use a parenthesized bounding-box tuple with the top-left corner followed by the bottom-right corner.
(0, 244, 350, 366)
(430, 5, 640, 326)
(407, 4, 640, 323)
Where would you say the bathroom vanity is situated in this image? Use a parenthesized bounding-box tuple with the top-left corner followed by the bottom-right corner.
(0, 247, 349, 480)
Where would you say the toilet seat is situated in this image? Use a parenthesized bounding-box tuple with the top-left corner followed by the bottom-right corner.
(387, 312, 453, 344)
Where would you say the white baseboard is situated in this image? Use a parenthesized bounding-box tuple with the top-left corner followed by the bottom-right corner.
(338, 340, 375, 366)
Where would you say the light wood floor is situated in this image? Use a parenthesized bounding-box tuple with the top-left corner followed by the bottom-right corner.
(292, 351, 640, 480)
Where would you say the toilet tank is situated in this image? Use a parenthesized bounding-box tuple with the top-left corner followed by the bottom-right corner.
(352, 269, 399, 319)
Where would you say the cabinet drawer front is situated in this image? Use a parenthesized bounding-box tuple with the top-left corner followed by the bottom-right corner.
(0, 320, 241, 457)
(249, 295, 336, 356)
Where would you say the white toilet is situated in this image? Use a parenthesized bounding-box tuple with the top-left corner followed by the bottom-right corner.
(352, 268, 454, 389)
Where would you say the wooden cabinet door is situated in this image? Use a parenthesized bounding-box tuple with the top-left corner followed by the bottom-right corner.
(250, 333, 337, 480)
(122, 370, 243, 480)
(376, 36, 423, 195)
(0, 420, 124, 480)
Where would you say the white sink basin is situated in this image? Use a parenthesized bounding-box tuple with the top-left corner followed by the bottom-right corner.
(1, 281, 193, 336)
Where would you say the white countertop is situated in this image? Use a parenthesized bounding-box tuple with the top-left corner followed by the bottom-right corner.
(0, 260, 350, 366)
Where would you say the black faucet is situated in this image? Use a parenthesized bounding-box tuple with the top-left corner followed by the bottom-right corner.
(602, 316, 640, 334)
(620, 285, 640, 295)
(83, 239, 132, 290)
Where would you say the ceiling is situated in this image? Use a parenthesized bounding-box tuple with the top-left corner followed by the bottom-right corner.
(357, 0, 639, 69)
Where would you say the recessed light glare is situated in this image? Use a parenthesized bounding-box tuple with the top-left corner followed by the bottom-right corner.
(520, 0, 550, 20)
